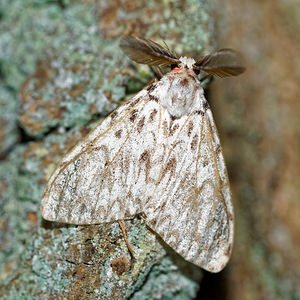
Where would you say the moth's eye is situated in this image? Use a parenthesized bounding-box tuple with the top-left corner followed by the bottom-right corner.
(170, 64, 177, 69)
(172, 66, 183, 73)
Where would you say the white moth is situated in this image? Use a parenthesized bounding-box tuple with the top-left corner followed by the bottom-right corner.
(40, 36, 245, 273)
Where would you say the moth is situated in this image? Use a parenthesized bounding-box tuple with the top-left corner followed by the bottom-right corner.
(40, 36, 245, 273)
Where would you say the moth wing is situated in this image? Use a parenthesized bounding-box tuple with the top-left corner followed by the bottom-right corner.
(41, 88, 158, 224)
(143, 98, 234, 273)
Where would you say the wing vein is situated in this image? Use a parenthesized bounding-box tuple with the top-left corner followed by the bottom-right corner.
(205, 115, 230, 226)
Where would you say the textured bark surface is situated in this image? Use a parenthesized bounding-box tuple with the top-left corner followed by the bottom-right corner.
(2, 0, 297, 299)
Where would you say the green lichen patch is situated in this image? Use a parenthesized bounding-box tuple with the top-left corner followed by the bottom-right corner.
(14, 5, 126, 137)
(131, 256, 201, 300)
(0, 124, 91, 294)
(1, 220, 164, 299)
(0, 87, 19, 156)
(0, 1, 128, 138)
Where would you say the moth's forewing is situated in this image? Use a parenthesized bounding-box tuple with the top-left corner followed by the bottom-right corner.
(41, 89, 151, 224)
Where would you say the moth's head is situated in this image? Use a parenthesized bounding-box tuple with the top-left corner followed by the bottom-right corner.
(170, 56, 198, 77)
(178, 56, 196, 69)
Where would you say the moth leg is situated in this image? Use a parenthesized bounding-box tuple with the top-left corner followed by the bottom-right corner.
(137, 212, 147, 220)
(118, 220, 136, 256)
(107, 98, 127, 105)
(149, 66, 163, 79)
(145, 78, 157, 89)
(156, 66, 164, 79)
